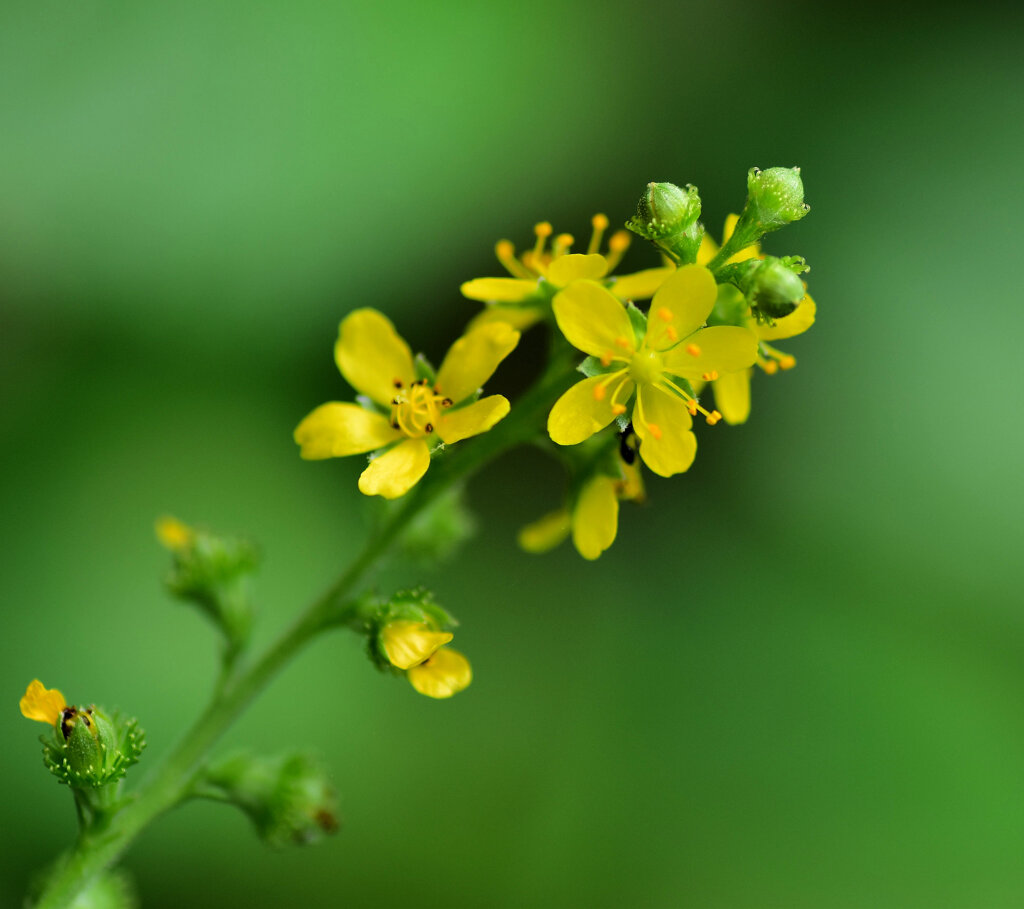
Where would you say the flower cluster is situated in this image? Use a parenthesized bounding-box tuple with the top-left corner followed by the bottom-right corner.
(295, 168, 816, 560)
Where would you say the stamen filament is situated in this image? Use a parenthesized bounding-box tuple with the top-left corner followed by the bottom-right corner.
(495, 240, 533, 279)
(532, 221, 552, 261)
(658, 376, 721, 425)
(553, 233, 574, 258)
(604, 230, 631, 271)
(588, 214, 609, 255)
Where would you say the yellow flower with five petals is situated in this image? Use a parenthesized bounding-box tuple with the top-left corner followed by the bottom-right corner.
(547, 265, 758, 476)
(462, 216, 674, 329)
(295, 309, 519, 499)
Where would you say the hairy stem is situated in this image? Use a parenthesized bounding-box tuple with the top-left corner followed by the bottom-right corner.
(33, 350, 577, 908)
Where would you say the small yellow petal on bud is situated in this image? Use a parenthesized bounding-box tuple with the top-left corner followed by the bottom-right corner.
(381, 621, 453, 671)
(20, 679, 67, 726)
(156, 516, 195, 552)
(407, 648, 472, 699)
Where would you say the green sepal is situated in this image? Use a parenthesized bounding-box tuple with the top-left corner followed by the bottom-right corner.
(41, 706, 145, 789)
(578, 356, 618, 378)
(363, 587, 456, 672)
(413, 353, 436, 384)
(709, 282, 749, 327)
(625, 300, 647, 347)
(200, 752, 340, 849)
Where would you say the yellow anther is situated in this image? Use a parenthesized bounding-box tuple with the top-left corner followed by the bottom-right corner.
(588, 214, 609, 255)
(761, 359, 779, 375)
(600, 352, 613, 367)
(608, 230, 630, 252)
(646, 422, 663, 441)
(532, 222, 552, 261)
(593, 384, 607, 401)
(778, 354, 796, 370)
(534, 222, 553, 238)
(495, 239, 514, 259)
(686, 401, 698, 416)
(666, 326, 678, 342)
(657, 307, 674, 322)
(701, 370, 719, 381)
(611, 404, 627, 416)
(591, 213, 609, 231)
(553, 233, 574, 256)
(614, 336, 632, 351)
(686, 343, 702, 357)
(706, 410, 722, 426)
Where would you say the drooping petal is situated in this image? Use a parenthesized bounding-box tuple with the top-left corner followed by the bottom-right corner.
(713, 370, 752, 425)
(633, 386, 697, 478)
(435, 323, 520, 404)
(608, 267, 675, 301)
(436, 395, 510, 444)
(518, 509, 571, 554)
(548, 374, 633, 446)
(335, 309, 416, 407)
(407, 647, 472, 698)
(757, 293, 817, 341)
(468, 306, 544, 333)
(552, 281, 636, 359)
(358, 438, 431, 499)
(294, 402, 402, 459)
(20, 679, 66, 725)
(381, 621, 453, 670)
(571, 475, 619, 561)
(460, 277, 539, 303)
(645, 265, 718, 349)
(545, 253, 609, 287)
(663, 325, 759, 379)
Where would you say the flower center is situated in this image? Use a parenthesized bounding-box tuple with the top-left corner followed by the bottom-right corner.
(390, 380, 451, 438)
(628, 348, 664, 386)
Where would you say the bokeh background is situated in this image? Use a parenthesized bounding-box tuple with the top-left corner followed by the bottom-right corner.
(2, 1, 1022, 906)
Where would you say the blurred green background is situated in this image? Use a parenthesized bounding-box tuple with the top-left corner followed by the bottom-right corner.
(2, 1, 1023, 906)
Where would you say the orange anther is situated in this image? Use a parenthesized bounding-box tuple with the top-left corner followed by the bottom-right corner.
(555, 233, 574, 249)
(701, 370, 719, 381)
(591, 213, 609, 231)
(593, 384, 607, 401)
(666, 326, 678, 342)
(762, 360, 779, 375)
(686, 344, 702, 357)
(614, 336, 632, 350)
(646, 422, 663, 440)
(608, 230, 631, 252)
(611, 404, 627, 416)
(686, 401, 698, 416)
(495, 239, 515, 258)
(657, 307, 674, 322)
(534, 221, 553, 237)
(706, 410, 722, 425)
(600, 353, 613, 367)
(778, 355, 796, 370)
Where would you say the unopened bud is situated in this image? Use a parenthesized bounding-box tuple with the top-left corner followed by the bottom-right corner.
(626, 182, 701, 242)
(746, 166, 809, 229)
(747, 257, 806, 319)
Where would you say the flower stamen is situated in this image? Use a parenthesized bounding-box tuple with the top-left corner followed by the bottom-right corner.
(604, 230, 631, 271)
(588, 214, 609, 255)
(495, 240, 532, 278)
(659, 376, 722, 425)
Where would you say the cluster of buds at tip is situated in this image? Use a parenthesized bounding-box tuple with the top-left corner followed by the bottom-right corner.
(626, 182, 705, 262)
(365, 589, 472, 699)
(20, 680, 145, 789)
(201, 753, 340, 849)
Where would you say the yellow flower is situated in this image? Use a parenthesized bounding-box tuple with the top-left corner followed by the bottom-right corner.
(462, 216, 675, 329)
(155, 516, 195, 551)
(295, 309, 519, 499)
(518, 457, 644, 561)
(697, 216, 817, 424)
(20, 679, 67, 726)
(547, 265, 758, 477)
(380, 620, 453, 670)
(407, 647, 472, 699)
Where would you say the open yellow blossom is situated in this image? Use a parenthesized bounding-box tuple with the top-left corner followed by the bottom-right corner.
(295, 309, 519, 499)
(547, 266, 758, 476)
(519, 458, 644, 560)
(407, 647, 472, 699)
(381, 620, 453, 670)
(697, 215, 817, 423)
(20, 679, 67, 726)
(462, 216, 674, 329)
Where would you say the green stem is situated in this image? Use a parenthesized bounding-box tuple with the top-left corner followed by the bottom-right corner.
(33, 352, 577, 909)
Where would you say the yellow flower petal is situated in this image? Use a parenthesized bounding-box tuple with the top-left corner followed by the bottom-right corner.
(155, 516, 194, 551)
(437, 395, 510, 444)
(294, 402, 403, 459)
(460, 277, 539, 303)
(696, 232, 719, 266)
(435, 323, 520, 405)
(545, 253, 609, 287)
(757, 293, 817, 341)
(358, 438, 431, 499)
(713, 370, 752, 425)
(662, 325, 758, 378)
(381, 621, 453, 670)
(616, 460, 645, 502)
(633, 386, 696, 477)
(335, 309, 416, 407)
(572, 475, 619, 560)
(645, 265, 718, 349)
(548, 374, 633, 446)
(468, 306, 544, 333)
(517, 509, 571, 554)
(407, 647, 472, 698)
(609, 266, 675, 301)
(20, 679, 66, 725)
(552, 281, 636, 359)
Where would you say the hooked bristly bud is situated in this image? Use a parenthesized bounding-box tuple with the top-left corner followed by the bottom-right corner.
(746, 256, 807, 319)
(627, 182, 701, 241)
(746, 166, 809, 230)
(18, 680, 146, 789)
(202, 753, 340, 848)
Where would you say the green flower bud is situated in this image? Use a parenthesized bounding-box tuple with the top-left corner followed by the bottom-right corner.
(362, 587, 456, 673)
(203, 753, 340, 848)
(627, 182, 701, 241)
(746, 166, 809, 229)
(41, 705, 145, 789)
(747, 256, 807, 319)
